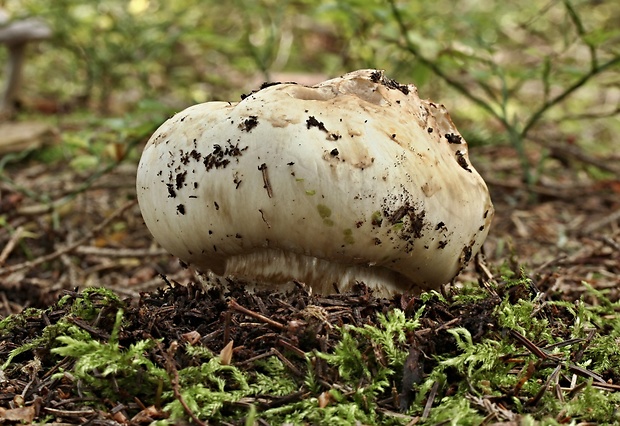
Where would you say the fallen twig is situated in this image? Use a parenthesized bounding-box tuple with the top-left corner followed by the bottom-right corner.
(229, 299, 285, 330)
(421, 380, 440, 419)
(527, 364, 561, 406)
(510, 330, 560, 361)
(539, 139, 620, 176)
(162, 341, 206, 426)
(474, 251, 500, 299)
(579, 208, 620, 235)
(484, 177, 579, 200)
(0, 200, 137, 277)
(0, 226, 24, 266)
(75, 246, 169, 257)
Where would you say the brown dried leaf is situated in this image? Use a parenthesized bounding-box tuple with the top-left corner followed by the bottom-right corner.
(181, 330, 201, 345)
(318, 391, 331, 408)
(131, 405, 167, 423)
(219, 340, 234, 365)
(0, 405, 35, 422)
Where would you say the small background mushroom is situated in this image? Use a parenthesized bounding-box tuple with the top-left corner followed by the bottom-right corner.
(0, 12, 52, 119)
(137, 69, 494, 296)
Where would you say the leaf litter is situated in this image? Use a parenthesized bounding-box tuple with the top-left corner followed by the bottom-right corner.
(1, 265, 620, 424)
(0, 141, 619, 424)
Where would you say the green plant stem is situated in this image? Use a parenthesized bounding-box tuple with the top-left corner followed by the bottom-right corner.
(388, 0, 535, 181)
(387, 0, 510, 130)
(562, 0, 598, 70)
(0, 136, 141, 219)
(388, 0, 620, 186)
(519, 55, 620, 139)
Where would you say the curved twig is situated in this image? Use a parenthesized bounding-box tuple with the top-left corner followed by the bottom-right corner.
(0, 200, 137, 277)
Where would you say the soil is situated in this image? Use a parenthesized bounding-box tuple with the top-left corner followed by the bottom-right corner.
(0, 139, 618, 424)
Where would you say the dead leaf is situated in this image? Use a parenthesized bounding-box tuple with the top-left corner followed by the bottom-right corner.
(181, 330, 201, 345)
(318, 391, 331, 408)
(219, 340, 234, 365)
(131, 405, 167, 423)
(112, 410, 128, 424)
(0, 122, 56, 155)
(0, 405, 35, 422)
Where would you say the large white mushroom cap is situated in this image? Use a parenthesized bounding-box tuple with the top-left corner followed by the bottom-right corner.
(136, 69, 494, 296)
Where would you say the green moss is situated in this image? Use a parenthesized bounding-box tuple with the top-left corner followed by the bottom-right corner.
(2, 317, 91, 370)
(496, 298, 555, 344)
(317, 309, 421, 393)
(251, 357, 298, 396)
(258, 309, 423, 425)
(424, 397, 485, 425)
(1, 288, 125, 370)
(3, 277, 620, 424)
(51, 309, 168, 400)
(68, 287, 125, 321)
(563, 381, 620, 423)
(0, 308, 38, 332)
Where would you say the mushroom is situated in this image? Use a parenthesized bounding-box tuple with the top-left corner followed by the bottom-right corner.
(0, 16, 52, 118)
(136, 69, 494, 296)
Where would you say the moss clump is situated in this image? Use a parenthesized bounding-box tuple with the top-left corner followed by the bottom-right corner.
(1, 277, 619, 425)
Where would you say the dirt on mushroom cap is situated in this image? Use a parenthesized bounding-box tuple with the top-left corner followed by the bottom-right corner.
(136, 69, 494, 295)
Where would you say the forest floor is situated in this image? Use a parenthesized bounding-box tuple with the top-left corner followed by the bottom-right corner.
(1, 141, 617, 309)
(0, 129, 619, 424)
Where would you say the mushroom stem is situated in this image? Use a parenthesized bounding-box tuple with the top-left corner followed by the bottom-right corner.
(0, 18, 52, 118)
(222, 248, 412, 296)
(1, 44, 26, 114)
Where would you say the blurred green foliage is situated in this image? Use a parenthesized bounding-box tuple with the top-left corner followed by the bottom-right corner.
(2, 0, 619, 182)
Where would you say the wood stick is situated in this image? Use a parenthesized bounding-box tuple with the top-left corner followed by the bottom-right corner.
(0, 200, 136, 277)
